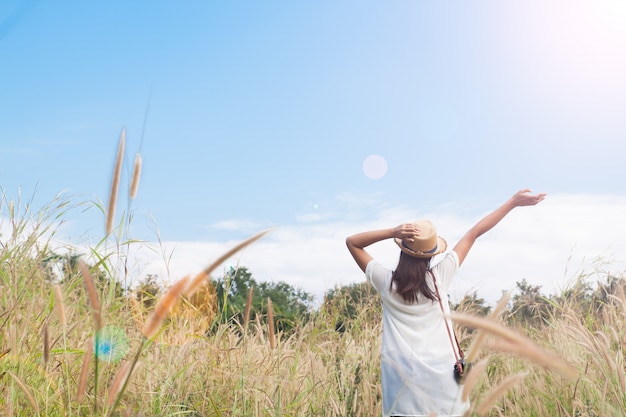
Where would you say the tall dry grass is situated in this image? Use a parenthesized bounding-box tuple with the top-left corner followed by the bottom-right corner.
(1, 133, 624, 416)
(1, 213, 624, 416)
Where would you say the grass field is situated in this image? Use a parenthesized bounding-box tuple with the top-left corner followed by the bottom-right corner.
(2, 192, 625, 417)
(2, 135, 624, 416)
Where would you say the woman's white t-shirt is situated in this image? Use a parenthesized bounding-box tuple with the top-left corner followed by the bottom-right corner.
(366, 251, 470, 417)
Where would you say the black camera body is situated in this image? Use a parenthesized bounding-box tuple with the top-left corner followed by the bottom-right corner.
(453, 358, 470, 384)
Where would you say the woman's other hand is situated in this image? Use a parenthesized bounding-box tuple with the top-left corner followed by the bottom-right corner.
(392, 223, 419, 242)
(510, 189, 547, 207)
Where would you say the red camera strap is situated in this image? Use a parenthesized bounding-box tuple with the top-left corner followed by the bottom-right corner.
(429, 270, 465, 368)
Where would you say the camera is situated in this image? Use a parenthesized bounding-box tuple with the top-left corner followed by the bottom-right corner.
(453, 359, 470, 384)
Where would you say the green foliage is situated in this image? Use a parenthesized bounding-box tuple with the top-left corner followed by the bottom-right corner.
(257, 279, 313, 328)
(41, 251, 126, 300)
(321, 281, 381, 333)
(452, 291, 491, 316)
(212, 266, 314, 333)
(507, 279, 552, 326)
(507, 274, 626, 329)
(552, 272, 626, 319)
(133, 274, 162, 309)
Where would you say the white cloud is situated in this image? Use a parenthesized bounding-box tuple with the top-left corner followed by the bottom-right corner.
(126, 193, 626, 307)
(7, 192, 622, 309)
(208, 219, 265, 233)
(20, 195, 607, 308)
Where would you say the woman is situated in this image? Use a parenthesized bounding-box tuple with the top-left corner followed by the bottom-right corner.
(346, 189, 546, 417)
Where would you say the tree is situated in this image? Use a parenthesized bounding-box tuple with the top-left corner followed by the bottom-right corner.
(133, 274, 162, 309)
(453, 291, 491, 316)
(554, 272, 626, 319)
(257, 280, 313, 330)
(321, 281, 381, 333)
(508, 279, 551, 326)
(42, 251, 126, 298)
(590, 273, 626, 312)
(212, 266, 314, 333)
(213, 266, 255, 320)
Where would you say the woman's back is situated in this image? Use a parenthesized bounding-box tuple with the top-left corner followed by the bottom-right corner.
(367, 251, 469, 416)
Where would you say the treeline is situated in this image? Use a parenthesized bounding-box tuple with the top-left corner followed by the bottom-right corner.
(44, 253, 626, 335)
(133, 264, 626, 337)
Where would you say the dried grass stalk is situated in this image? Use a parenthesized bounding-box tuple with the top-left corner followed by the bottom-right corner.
(6, 370, 39, 413)
(449, 312, 532, 348)
(53, 284, 66, 326)
(106, 360, 132, 407)
(267, 297, 275, 350)
(128, 295, 144, 329)
(453, 312, 578, 380)
(243, 286, 254, 329)
(77, 339, 93, 403)
(129, 152, 142, 199)
(106, 129, 125, 235)
(43, 323, 50, 368)
(142, 275, 190, 339)
(185, 271, 209, 299)
(593, 330, 625, 392)
(462, 357, 490, 402)
(490, 291, 511, 318)
(485, 338, 578, 380)
(608, 285, 626, 312)
(185, 229, 272, 298)
(466, 292, 510, 363)
(475, 372, 527, 416)
(79, 259, 102, 330)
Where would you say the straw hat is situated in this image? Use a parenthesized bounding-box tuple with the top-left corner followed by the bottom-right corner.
(394, 220, 447, 258)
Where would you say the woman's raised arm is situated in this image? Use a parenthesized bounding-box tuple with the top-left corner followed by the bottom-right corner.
(346, 224, 419, 272)
(453, 189, 546, 266)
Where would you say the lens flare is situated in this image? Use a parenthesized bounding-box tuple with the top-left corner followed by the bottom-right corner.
(363, 154, 388, 180)
(94, 325, 129, 363)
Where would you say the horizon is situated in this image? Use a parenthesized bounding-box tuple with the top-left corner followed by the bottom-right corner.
(2, 189, 624, 308)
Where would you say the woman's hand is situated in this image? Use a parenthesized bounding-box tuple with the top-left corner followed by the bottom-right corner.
(510, 189, 547, 208)
(392, 223, 420, 242)
(453, 188, 546, 266)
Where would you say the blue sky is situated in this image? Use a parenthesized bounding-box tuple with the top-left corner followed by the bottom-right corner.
(1, 1, 625, 305)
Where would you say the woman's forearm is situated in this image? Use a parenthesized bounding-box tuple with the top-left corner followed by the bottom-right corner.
(346, 228, 394, 250)
(346, 228, 399, 272)
(466, 199, 516, 240)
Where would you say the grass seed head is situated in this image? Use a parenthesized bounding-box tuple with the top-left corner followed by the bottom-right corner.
(77, 339, 93, 403)
(106, 360, 132, 407)
(106, 128, 125, 235)
(485, 338, 578, 380)
(43, 323, 50, 368)
(6, 371, 39, 413)
(79, 259, 102, 330)
(53, 285, 66, 326)
(267, 297, 275, 350)
(462, 357, 490, 402)
(243, 286, 254, 330)
(129, 152, 142, 200)
(142, 275, 190, 339)
(475, 372, 528, 416)
(186, 229, 272, 298)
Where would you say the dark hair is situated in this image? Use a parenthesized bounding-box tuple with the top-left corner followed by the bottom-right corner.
(390, 252, 438, 303)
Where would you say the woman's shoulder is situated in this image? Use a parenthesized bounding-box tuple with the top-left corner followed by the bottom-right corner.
(366, 259, 391, 277)
(437, 250, 459, 265)
(432, 251, 459, 276)
(366, 260, 392, 291)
